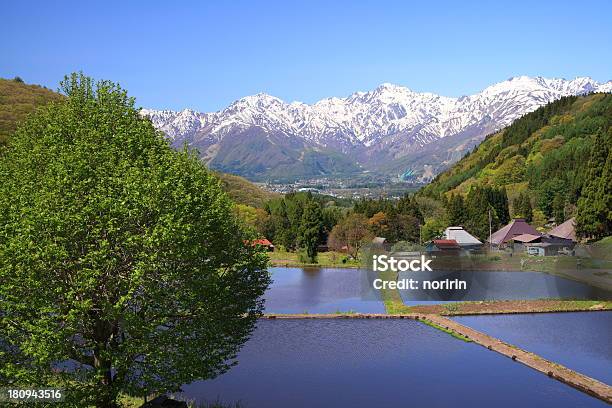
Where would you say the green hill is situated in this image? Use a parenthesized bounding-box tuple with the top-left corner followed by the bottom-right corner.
(214, 172, 280, 208)
(0, 77, 278, 208)
(420, 93, 611, 239)
(0, 77, 64, 146)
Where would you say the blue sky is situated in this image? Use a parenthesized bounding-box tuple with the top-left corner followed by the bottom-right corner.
(2, 0, 611, 111)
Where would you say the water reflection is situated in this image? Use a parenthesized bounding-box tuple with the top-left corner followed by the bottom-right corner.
(398, 270, 611, 305)
(264, 267, 384, 313)
(453, 312, 612, 384)
(179, 319, 607, 407)
(264, 267, 612, 312)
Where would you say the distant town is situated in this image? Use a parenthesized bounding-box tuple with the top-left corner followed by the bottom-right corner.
(258, 177, 426, 199)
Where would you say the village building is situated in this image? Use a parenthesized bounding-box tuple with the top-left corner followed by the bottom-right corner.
(524, 239, 574, 256)
(426, 239, 461, 254)
(488, 218, 541, 249)
(509, 233, 542, 252)
(443, 226, 483, 249)
(548, 217, 577, 242)
(250, 238, 275, 252)
(508, 218, 576, 256)
(371, 237, 391, 251)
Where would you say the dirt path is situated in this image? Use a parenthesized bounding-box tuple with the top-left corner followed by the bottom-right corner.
(409, 299, 611, 315)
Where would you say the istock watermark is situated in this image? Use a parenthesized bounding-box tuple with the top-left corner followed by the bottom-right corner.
(369, 253, 468, 292)
(372, 254, 433, 272)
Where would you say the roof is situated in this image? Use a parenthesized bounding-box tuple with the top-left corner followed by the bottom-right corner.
(488, 218, 541, 245)
(548, 217, 576, 241)
(511, 233, 542, 243)
(372, 237, 387, 244)
(432, 239, 461, 249)
(444, 226, 482, 245)
(251, 238, 273, 246)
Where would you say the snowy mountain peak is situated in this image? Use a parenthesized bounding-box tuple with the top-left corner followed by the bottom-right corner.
(142, 76, 611, 181)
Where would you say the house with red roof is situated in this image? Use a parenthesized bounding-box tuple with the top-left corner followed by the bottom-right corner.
(426, 239, 461, 254)
(249, 238, 275, 252)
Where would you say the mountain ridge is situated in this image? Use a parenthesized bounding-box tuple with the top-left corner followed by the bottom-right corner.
(418, 92, 611, 239)
(142, 76, 611, 182)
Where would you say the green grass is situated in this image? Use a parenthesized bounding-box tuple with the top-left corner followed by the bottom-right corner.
(419, 319, 472, 342)
(378, 270, 414, 314)
(268, 250, 361, 268)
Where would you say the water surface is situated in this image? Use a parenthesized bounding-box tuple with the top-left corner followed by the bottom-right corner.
(452, 312, 612, 384)
(399, 270, 611, 305)
(264, 267, 384, 313)
(264, 267, 611, 312)
(180, 319, 607, 407)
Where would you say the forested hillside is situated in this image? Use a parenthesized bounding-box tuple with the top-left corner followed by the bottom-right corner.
(0, 77, 276, 208)
(420, 93, 611, 239)
(214, 172, 280, 208)
(0, 77, 63, 146)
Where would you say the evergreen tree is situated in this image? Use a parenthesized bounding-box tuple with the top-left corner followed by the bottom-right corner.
(576, 128, 612, 239)
(446, 193, 466, 226)
(552, 193, 566, 223)
(486, 186, 510, 225)
(513, 192, 533, 223)
(464, 187, 500, 240)
(397, 193, 424, 223)
(298, 200, 323, 262)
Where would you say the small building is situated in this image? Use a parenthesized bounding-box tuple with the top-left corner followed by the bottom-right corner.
(510, 233, 542, 252)
(488, 218, 541, 248)
(525, 242, 569, 256)
(443, 226, 483, 249)
(426, 239, 461, 253)
(548, 217, 577, 242)
(250, 238, 275, 252)
(518, 234, 575, 256)
(371, 237, 391, 251)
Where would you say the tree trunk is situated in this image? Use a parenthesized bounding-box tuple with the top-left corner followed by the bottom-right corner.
(94, 353, 118, 408)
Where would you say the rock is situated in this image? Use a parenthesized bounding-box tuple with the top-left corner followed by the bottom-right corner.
(141, 395, 188, 408)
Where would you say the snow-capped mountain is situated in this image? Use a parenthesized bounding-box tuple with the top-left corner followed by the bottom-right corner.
(142, 76, 611, 181)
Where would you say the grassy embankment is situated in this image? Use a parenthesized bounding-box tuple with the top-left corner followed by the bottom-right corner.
(268, 249, 361, 268)
(411, 299, 612, 315)
(120, 394, 241, 408)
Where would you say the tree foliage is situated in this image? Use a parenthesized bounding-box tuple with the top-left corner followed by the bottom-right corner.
(576, 127, 612, 239)
(421, 93, 611, 240)
(327, 213, 373, 259)
(0, 73, 270, 407)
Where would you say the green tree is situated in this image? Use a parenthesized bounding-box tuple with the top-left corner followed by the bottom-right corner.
(485, 186, 510, 225)
(576, 128, 612, 239)
(387, 213, 420, 243)
(396, 193, 423, 223)
(464, 187, 500, 240)
(513, 192, 533, 223)
(298, 200, 323, 262)
(552, 194, 566, 223)
(446, 193, 466, 226)
(421, 217, 447, 242)
(0, 73, 271, 408)
(537, 178, 566, 217)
